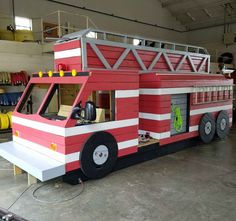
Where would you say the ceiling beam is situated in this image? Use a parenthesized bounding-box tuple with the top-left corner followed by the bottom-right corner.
(173, 4, 236, 23)
(163, 0, 234, 11)
(161, 0, 189, 7)
(203, 9, 213, 18)
(171, 1, 235, 17)
(186, 12, 196, 21)
(185, 15, 236, 30)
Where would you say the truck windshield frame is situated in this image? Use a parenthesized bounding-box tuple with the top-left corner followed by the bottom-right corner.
(17, 83, 51, 115)
(17, 82, 83, 121)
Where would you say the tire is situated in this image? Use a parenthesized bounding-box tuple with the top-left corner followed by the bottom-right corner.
(216, 111, 230, 139)
(199, 113, 216, 144)
(80, 131, 118, 179)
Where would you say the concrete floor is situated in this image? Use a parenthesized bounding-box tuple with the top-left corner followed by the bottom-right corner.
(0, 127, 236, 221)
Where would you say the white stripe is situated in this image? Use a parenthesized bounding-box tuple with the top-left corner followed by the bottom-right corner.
(230, 117, 233, 123)
(189, 125, 199, 132)
(115, 90, 139, 98)
(13, 116, 65, 136)
(139, 130, 170, 139)
(13, 116, 139, 137)
(140, 88, 192, 95)
(54, 48, 81, 59)
(13, 136, 79, 164)
(118, 138, 138, 150)
(139, 112, 171, 121)
(140, 86, 233, 95)
(66, 152, 80, 164)
(190, 105, 233, 116)
(65, 118, 138, 137)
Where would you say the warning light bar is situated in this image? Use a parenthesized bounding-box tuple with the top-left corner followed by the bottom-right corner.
(32, 70, 89, 78)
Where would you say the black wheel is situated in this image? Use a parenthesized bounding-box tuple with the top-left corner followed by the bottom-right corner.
(80, 131, 118, 179)
(199, 113, 216, 144)
(216, 111, 230, 139)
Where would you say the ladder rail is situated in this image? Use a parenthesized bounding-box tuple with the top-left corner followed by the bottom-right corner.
(58, 28, 209, 55)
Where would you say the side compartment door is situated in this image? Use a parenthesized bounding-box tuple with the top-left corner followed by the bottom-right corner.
(171, 94, 189, 135)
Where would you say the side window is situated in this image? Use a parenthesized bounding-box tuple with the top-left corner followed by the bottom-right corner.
(87, 90, 115, 123)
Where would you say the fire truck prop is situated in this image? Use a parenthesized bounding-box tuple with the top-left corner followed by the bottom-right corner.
(0, 29, 233, 182)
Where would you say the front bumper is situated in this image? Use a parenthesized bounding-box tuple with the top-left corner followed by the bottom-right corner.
(0, 141, 65, 181)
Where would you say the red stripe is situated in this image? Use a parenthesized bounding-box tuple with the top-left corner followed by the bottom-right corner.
(30, 76, 88, 85)
(66, 161, 80, 172)
(190, 100, 232, 110)
(116, 111, 139, 120)
(140, 80, 233, 88)
(160, 131, 198, 146)
(139, 95, 171, 102)
(54, 40, 81, 51)
(139, 73, 233, 88)
(140, 100, 170, 109)
(55, 57, 81, 65)
(55, 57, 82, 71)
(139, 106, 171, 114)
(118, 146, 137, 157)
(12, 124, 65, 145)
(85, 82, 139, 91)
(139, 119, 170, 133)
(89, 73, 138, 83)
(115, 132, 138, 143)
(140, 73, 233, 81)
(116, 97, 139, 106)
(12, 125, 68, 154)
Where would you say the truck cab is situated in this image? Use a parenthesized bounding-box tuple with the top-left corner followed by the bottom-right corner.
(0, 69, 139, 181)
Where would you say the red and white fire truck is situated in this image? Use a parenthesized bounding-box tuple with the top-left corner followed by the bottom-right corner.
(0, 29, 233, 181)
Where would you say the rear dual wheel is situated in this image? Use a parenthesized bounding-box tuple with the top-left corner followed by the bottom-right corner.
(216, 111, 230, 139)
(199, 113, 216, 144)
(199, 111, 230, 144)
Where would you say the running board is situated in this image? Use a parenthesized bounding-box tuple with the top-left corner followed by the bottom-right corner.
(0, 141, 65, 181)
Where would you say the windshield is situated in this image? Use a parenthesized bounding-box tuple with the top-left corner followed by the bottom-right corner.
(17, 83, 82, 120)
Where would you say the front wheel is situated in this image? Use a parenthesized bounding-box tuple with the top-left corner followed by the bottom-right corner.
(199, 113, 216, 144)
(80, 131, 118, 179)
(216, 111, 230, 139)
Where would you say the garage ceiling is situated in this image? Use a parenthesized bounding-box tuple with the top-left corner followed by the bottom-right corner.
(159, 0, 236, 31)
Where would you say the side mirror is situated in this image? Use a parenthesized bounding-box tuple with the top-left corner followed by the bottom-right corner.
(84, 101, 96, 121)
(71, 105, 83, 120)
(71, 101, 96, 121)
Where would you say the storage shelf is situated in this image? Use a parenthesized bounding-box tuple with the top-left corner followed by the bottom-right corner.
(0, 84, 25, 86)
(0, 129, 12, 134)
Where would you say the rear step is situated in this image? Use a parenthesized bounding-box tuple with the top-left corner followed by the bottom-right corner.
(0, 141, 65, 182)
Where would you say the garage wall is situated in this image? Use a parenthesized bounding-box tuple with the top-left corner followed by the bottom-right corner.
(0, 41, 53, 73)
(186, 24, 236, 64)
(0, 0, 186, 42)
(0, 0, 189, 74)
